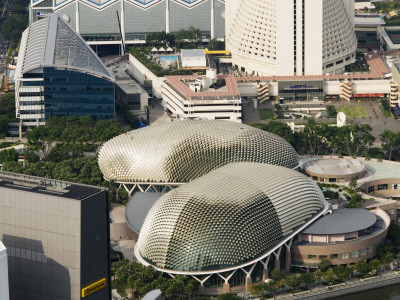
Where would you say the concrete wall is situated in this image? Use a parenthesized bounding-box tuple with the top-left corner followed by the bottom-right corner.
(127, 54, 163, 98)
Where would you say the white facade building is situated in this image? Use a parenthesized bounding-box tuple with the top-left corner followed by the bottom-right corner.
(0, 242, 10, 300)
(161, 71, 242, 122)
(226, 0, 357, 76)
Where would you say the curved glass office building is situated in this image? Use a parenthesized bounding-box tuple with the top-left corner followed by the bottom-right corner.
(15, 13, 115, 129)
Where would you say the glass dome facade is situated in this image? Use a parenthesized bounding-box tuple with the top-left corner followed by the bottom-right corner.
(135, 162, 326, 273)
(98, 120, 299, 183)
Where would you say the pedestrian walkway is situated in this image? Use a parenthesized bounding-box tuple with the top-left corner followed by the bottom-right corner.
(110, 203, 137, 261)
(274, 271, 400, 300)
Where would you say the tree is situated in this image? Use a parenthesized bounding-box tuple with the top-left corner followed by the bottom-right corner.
(302, 118, 331, 155)
(207, 38, 221, 50)
(349, 177, 358, 192)
(380, 130, 400, 161)
(2, 14, 28, 43)
(326, 105, 337, 118)
(0, 148, 18, 163)
(318, 257, 329, 272)
(216, 293, 242, 300)
(377, 245, 394, 266)
(314, 269, 323, 283)
(300, 273, 315, 288)
(322, 268, 336, 285)
(348, 124, 375, 156)
(333, 265, 352, 281)
(285, 274, 301, 291)
(369, 260, 381, 274)
(270, 268, 281, 281)
(354, 261, 369, 275)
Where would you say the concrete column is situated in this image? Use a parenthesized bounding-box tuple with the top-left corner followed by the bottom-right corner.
(285, 250, 291, 273)
(19, 120, 22, 140)
(245, 276, 252, 291)
(262, 268, 269, 281)
(121, 0, 125, 42)
(274, 258, 280, 272)
(198, 285, 206, 294)
(222, 282, 230, 294)
(75, 0, 80, 33)
(165, 0, 170, 33)
(210, 0, 214, 39)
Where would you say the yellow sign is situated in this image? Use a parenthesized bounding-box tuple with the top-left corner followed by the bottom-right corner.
(82, 278, 107, 298)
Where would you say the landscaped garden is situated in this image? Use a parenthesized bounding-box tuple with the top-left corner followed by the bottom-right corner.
(337, 105, 369, 119)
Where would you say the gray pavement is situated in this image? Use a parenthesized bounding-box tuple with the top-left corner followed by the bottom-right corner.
(110, 203, 137, 261)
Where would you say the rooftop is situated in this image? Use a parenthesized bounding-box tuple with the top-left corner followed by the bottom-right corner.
(302, 208, 377, 235)
(304, 158, 366, 176)
(164, 75, 239, 100)
(181, 49, 205, 58)
(0, 170, 103, 200)
(15, 13, 113, 81)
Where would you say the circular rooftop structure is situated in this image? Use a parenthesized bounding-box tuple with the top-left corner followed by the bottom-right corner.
(135, 162, 327, 274)
(302, 209, 377, 235)
(98, 120, 299, 183)
(303, 158, 367, 183)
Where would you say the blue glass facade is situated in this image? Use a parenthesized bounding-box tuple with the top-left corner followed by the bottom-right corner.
(43, 68, 115, 119)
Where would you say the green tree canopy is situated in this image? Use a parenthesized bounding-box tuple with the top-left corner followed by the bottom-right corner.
(2, 14, 28, 44)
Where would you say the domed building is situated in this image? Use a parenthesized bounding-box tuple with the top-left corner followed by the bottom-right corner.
(134, 163, 328, 293)
(98, 120, 299, 193)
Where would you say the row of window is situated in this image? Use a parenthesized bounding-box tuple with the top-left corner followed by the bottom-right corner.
(307, 245, 374, 260)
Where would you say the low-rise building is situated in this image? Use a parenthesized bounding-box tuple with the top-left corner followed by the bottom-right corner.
(292, 208, 390, 269)
(303, 158, 367, 183)
(180, 49, 207, 69)
(161, 71, 242, 122)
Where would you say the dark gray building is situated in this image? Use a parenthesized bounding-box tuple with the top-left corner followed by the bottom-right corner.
(0, 171, 110, 300)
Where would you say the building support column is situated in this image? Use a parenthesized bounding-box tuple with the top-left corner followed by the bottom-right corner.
(273, 246, 282, 273)
(121, 0, 125, 46)
(222, 283, 230, 293)
(166, 0, 170, 33)
(75, 0, 80, 33)
(285, 250, 291, 273)
(210, 0, 214, 39)
(261, 255, 270, 281)
(284, 237, 293, 273)
(245, 276, 252, 291)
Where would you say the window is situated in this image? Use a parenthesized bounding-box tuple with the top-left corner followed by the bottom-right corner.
(368, 245, 374, 253)
(308, 255, 317, 259)
(387, 209, 395, 215)
(391, 184, 399, 189)
(368, 186, 375, 193)
(341, 253, 349, 259)
(361, 248, 367, 256)
(378, 184, 388, 190)
(319, 255, 328, 260)
(351, 250, 359, 258)
(330, 254, 338, 259)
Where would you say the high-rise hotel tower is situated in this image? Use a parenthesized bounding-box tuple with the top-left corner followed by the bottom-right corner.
(226, 0, 357, 76)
